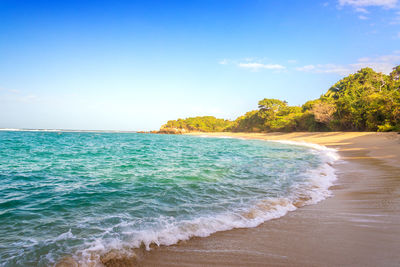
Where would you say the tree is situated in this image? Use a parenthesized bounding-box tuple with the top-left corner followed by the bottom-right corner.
(258, 98, 287, 112)
(390, 65, 400, 81)
(311, 101, 336, 125)
(161, 116, 232, 132)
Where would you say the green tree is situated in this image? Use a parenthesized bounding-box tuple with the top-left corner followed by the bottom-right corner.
(258, 98, 287, 112)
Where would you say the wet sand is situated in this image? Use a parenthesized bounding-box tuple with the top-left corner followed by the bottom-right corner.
(134, 132, 400, 267)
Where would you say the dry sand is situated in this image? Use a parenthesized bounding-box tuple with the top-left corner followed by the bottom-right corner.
(133, 132, 400, 267)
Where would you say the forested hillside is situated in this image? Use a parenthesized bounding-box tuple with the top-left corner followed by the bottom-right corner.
(159, 66, 400, 133)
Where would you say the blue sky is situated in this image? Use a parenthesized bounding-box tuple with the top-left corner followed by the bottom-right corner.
(1, 0, 399, 130)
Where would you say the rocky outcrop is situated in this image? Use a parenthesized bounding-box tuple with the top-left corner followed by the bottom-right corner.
(137, 127, 189, 134)
(157, 127, 187, 134)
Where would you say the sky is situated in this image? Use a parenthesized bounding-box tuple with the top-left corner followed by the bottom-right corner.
(0, 0, 400, 131)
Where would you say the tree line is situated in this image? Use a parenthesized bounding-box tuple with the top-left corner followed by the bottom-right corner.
(160, 66, 400, 133)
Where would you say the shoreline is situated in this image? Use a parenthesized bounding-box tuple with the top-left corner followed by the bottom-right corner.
(134, 132, 400, 266)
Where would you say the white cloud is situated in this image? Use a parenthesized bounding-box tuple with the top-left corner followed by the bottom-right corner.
(296, 65, 316, 71)
(319, 64, 351, 75)
(238, 62, 285, 70)
(339, 0, 398, 20)
(339, 0, 398, 8)
(355, 7, 370, 12)
(219, 57, 285, 71)
(296, 52, 400, 75)
(296, 64, 351, 75)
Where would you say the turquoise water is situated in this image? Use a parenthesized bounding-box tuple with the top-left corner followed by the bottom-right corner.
(0, 131, 337, 266)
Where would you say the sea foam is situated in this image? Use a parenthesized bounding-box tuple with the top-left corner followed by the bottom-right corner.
(75, 139, 340, 266)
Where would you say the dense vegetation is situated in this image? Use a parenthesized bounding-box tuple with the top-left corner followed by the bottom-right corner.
(161, 116, 232, 132)
(160, 66, 400, 133)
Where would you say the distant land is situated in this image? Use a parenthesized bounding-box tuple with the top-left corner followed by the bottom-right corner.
(152, 66, 400, 134)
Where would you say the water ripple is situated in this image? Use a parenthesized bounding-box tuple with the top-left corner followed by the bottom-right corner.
(0, 131, 336, 266)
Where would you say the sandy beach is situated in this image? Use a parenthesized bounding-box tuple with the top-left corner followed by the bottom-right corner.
(131, 132, 400, 267)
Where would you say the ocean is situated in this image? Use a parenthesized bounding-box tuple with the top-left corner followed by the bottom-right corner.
(0, 131, 338, 266)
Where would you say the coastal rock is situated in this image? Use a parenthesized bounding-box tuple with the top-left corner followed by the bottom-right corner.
(157, 127, 187, 134)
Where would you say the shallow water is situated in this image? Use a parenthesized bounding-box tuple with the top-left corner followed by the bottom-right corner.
(0, 131, 337, 266)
